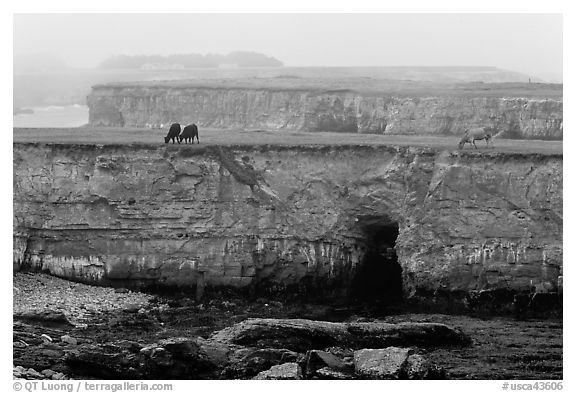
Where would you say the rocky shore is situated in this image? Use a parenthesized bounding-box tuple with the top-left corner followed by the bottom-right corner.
(13, 272, 562, 380)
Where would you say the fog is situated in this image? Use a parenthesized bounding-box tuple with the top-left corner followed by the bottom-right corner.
(14, 13, 562, 81)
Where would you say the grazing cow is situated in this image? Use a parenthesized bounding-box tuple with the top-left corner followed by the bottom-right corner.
(164, 123, 181, 144)
(458, 127, 495, 149)
(178, 124, 200, 144)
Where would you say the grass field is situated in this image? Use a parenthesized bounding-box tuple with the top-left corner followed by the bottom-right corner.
(97, 78, 563, 99)
(13, 127, 563, 155)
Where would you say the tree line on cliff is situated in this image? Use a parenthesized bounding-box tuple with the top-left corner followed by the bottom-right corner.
(99, 51, 283, 69)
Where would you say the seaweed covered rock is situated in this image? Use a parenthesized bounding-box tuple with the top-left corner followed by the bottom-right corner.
(209, 318, 471, 351)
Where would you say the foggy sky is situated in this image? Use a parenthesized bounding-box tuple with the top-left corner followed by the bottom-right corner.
(13, 13, 563, 81)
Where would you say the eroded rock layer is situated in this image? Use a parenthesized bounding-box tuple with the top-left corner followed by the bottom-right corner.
(13, 143, 562, 301)
(87, 84, 563, 139)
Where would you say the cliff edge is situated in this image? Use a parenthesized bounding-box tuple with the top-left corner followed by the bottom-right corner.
(87, 79, 562, 139)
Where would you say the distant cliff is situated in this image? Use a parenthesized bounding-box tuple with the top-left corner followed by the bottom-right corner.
(87, 80, 563, 139)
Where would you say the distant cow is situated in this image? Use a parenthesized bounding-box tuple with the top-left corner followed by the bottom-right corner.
(458, 127, 495, 149)
(178, 124, 200, 144)
(164, 123, 181, 144)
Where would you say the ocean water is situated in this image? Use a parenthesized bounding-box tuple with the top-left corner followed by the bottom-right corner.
(13, 104, 89, 128)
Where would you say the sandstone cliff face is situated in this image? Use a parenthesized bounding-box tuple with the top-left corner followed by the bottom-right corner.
(87, 86, 563, 139)
(13, 143, 562, 301)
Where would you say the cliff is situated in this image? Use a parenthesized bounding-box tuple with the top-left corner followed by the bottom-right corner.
(13, 143, 562, 305)
(87, 79, 563, 139)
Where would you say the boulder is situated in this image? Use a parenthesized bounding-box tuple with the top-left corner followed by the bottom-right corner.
(253, 363, 303, 380)
(24, 368, 44, 379)
(354, 347, 413, 379)
(41, 369, 57, 378)
(223, 347, 300, 378)
(139, 337, 218, 378)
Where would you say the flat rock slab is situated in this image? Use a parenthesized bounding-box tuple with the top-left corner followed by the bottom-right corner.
(354, 347, 413, 379)
(253, 362, 303, 380)
(209, 318, 471, 352)
(14, 311, 74, 329)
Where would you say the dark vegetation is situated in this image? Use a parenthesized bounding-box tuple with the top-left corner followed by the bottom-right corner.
(99, 51, 283, 69)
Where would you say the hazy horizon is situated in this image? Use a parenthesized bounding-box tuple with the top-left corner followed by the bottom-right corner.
(14, 13, 563, 82)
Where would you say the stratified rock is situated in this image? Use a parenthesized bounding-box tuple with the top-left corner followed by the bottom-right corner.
(354, 347, 413, 379)
(87, 82, 563, 139)
(14, 143, 562, 309)
(209, 318, 471, 351)
(253, 363, 303, 380)
(14, 311, 73, 328)
(65, 342, 143, 379)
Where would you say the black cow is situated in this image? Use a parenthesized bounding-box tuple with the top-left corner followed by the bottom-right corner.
(178, 124, 200, 144)
(164, 123, 181, 144)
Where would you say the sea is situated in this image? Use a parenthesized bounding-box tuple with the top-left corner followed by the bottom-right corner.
(13, 104, 89, 128)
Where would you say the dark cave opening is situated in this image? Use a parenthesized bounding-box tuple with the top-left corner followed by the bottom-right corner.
(351, 222, 403, 304)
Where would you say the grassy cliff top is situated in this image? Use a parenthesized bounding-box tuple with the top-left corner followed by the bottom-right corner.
(92, 77, 563, 99)
(13, 127, 563, 156)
